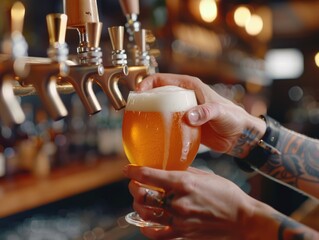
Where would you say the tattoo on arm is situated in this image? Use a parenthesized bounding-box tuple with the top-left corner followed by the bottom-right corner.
(274, 213, 316, 240)
(231, 127, 260, 157)
(233, 125, 319, 196)
(261, 127, 319, 190)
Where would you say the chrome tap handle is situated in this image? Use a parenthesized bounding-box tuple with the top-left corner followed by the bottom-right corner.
(86, 22, 103, 48)
(134, 29, 159, 74)
(134, 29, 146, 53)
(11, 1, 25, 34)
(47, 14, 68, 46)
(108, 26, 128, 66)
(46, 13, 69, 62)
(134, 29, 151, 67)
(77, 22, 103, 65)
(108, 26, 125, 52)
(8, 1, 28, 58)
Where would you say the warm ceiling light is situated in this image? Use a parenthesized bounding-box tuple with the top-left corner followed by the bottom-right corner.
(234, 6, 251, 27)
(245, 14, 263, 36)
(199, 0, 217, 23)
(315, 52, 319, 67)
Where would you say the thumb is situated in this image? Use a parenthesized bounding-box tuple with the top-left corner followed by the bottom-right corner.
(186, 103, 217, 126)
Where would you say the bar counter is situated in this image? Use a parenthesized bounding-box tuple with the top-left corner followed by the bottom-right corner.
(0, 156, 128, 218)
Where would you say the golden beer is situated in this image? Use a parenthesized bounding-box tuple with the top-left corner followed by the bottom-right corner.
(122, 86, 201, 170)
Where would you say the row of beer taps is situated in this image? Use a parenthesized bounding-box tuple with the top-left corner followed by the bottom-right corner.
(0, 0, 158, 126)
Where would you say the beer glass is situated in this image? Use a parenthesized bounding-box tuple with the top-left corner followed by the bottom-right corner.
(122, 85, 201, 227)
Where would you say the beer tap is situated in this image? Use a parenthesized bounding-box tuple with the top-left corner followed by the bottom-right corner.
(118, 0, 158, 90)
(0, 1, 27, 125)
(59, 21, 105, 115)
(121, 29, 151, 91)
(63, 0, 128, 111)
(119, 0, 159, 66)
(93, 26, 128, 110)
(62, 0, 108, 115)
(119, 0, 141, 65)
(119, 0, 141, 42)
(17, 13, 69, 121)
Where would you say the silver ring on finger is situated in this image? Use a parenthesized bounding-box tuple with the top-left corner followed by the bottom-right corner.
(152, 209, 164, 218)
(144, 188, 165, 207)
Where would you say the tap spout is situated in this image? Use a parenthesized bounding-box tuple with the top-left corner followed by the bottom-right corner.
(0, 59, 25, 125)
(18, 61, 69, 121)
(99, 25, 129, 110)
(123, 65, 148, 90)
(95, 66, 128, 110)
(61, 63, 104, 115)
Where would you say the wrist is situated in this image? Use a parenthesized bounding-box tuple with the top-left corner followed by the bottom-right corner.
(242, 115, 267, 157)
(234, 115, 281, 172)
(242, 197, 319, 240)
(240, 198, 278, 240)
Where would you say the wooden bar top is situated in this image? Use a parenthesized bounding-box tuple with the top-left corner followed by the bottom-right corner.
(0, 156, 128, 218)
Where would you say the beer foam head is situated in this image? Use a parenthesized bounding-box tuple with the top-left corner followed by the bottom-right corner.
(126, 86, 197, 112)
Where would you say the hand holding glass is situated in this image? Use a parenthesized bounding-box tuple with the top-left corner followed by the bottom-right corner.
(122, 86, 201, 227)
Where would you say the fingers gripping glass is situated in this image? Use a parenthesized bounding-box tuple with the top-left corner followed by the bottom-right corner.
(122, 86, 201, 228)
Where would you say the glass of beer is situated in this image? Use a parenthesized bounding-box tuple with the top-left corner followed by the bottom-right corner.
(122, 85, 201, 227)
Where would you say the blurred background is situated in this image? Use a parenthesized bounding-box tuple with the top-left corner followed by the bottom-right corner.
(0, 0, 318, 239)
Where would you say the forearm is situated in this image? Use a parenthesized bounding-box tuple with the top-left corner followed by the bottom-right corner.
(243, 198, 319, 240)
(259, 126, 319, 199)
(232, 114, 319, 199)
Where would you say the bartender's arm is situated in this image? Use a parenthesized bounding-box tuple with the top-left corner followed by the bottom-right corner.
(138, 73, 319, 199)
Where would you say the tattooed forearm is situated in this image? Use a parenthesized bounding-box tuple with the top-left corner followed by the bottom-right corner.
(260, 126, 319, 197)
(274, 213, 317, 240)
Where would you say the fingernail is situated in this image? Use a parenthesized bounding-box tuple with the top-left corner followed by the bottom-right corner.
(188, 110, 200, 124)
